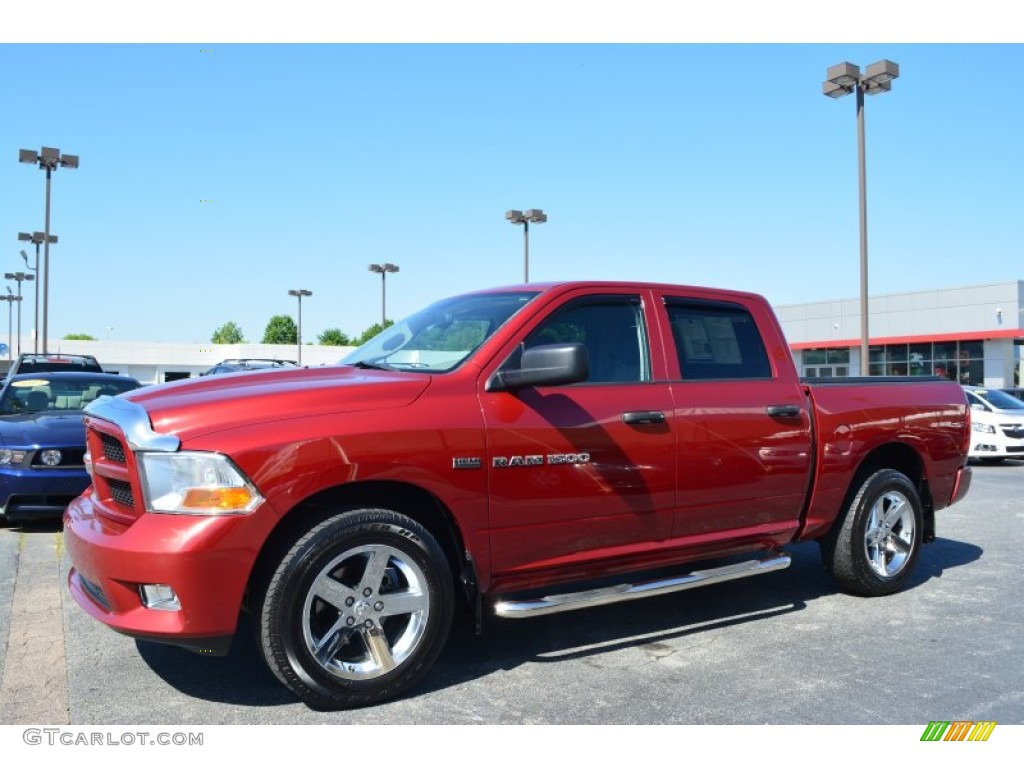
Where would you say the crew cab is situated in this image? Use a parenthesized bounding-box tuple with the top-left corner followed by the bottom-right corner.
(64, 281, 972, 709)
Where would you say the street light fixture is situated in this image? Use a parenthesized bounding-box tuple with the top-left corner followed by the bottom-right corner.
(505, 209, 547, 283)
(0, 291, 18, 361)
(367, 263, 399, 326)
(5, 272, 35, 357)
(18, 232, 55, 354)
(288, 289, 312, 365)
(19, 146, 79, 355)
(823, 60, 899, 375)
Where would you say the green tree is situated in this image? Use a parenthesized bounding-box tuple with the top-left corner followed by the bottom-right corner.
(318, 328, 352, 346)
(62, 333, 97, 340)
(355, 320, 394, 346)
(211, 321, 245, 344)
(262, 315, 298, 345)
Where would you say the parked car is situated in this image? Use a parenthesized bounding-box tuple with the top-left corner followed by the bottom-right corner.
(999, 387, 1024, 401)
(65, 281, 972, 709)
(963, 385, 1024, 463)
(201, 358, 297, 376)
(6, 353, 103, 377)
(0, 371, 142, 524)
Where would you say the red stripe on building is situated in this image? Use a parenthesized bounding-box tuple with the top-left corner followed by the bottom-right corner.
(789, 328, 1024, 351)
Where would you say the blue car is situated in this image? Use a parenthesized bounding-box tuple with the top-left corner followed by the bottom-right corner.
(0, 371, 142, 524)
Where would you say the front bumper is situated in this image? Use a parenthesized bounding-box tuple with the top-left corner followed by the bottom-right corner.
(63, 489, 262, 654)
(0, 466, 89, 520)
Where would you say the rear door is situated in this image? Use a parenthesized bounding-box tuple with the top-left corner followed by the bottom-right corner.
(658, 292, 813, 545)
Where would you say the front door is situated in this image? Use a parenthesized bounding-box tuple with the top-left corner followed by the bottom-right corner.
(480, 291, 676, 580)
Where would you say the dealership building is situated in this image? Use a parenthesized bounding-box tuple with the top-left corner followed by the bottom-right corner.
(777, 280, 1023, 386)
(3, 280, 1021, 387)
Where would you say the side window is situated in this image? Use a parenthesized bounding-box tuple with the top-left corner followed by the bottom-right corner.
(524, 296, 649, 384)
(666, 299, 772, 380)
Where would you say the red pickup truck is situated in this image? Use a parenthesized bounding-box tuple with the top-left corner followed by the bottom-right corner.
(64, 281, 972, 709)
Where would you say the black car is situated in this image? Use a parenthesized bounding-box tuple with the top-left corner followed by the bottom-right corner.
(6, 353, 103, 377)
(0, 371, 141, 523)
(201, 358, 297, 376)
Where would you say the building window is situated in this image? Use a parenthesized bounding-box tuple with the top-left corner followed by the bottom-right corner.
(802, 347, 849, 377)
(864, 340, 984, 382)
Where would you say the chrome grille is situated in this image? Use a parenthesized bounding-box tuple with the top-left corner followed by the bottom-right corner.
(100, 433, 126, 463)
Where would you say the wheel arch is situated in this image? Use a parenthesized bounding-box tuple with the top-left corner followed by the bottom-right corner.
(247, 480, 480, 619)
(842, 441, 935, 543)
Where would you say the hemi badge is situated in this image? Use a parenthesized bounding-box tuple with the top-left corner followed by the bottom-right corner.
(453, 457, 482, 470)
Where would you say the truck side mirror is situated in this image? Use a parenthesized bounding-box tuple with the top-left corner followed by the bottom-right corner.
(485, 343, 589, 392)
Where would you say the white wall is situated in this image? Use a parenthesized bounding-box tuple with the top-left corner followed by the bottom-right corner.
(777, 281, 1021, 345)
(9, 340, 356, 385)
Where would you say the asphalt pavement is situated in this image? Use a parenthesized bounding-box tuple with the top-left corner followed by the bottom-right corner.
(1, 462, 1022, 725)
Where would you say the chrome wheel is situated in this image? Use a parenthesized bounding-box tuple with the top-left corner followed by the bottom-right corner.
(821, 469, 924, 597)
(259, 509, 454, 709)
(301, 544, 431, 681)
(863, 490, 916, 578)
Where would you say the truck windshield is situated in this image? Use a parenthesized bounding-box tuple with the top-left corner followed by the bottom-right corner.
(342, 291, 539, 373)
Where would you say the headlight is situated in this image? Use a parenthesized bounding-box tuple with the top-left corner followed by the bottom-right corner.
(138, 452, 263, 515)
(0, 449, 27, 465)
(972, 423, 996, 434)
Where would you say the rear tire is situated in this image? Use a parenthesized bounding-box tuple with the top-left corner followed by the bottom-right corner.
(820, 469, 924, 597)
(257, 508, 454, 709)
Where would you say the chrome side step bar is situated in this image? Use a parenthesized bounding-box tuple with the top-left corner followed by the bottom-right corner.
(493, 552, 791, 619)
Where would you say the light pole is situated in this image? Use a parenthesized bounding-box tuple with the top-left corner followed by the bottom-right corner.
(18, 231, 55, 354)
(823, 60, 899, 375)
(288, 289, 312, 365)
(5, 272, 35, 357)
(0, 291, 16, 361)
(367, 263, 399, 326)
(19, 147, 79, 355)
(505, 209, 547, 283)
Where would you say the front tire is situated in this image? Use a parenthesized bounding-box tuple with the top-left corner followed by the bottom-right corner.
(821, 469, 924, 597)
(257, 509, 454, 709)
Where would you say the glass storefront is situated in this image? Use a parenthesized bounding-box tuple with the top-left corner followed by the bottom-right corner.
(802, 340, 984, 382)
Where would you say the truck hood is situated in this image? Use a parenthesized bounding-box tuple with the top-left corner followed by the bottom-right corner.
(0, 412, 86, 447)
(123, 365, 431, 443)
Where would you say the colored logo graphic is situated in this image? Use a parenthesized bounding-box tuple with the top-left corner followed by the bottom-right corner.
(920, 721, 996, 742)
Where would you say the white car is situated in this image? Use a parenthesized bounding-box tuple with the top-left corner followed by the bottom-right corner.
(963, 386, 1024, 463)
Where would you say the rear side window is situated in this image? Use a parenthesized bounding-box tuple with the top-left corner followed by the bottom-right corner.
(666, 299, 772, 380)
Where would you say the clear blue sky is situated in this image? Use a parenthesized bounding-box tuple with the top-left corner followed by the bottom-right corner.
(1, 24, 1021, 343)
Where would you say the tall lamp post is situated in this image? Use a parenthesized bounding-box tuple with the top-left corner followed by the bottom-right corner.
(18, 231, 55, 354)
(0, 291, 17, 361)
(505, 209, 547, 283)
(288, 289, 312, 365)
(367, 263, 399, 326)
(19, 147, 79, 355)
(5, 272, 35, 357)
(823, 60, 899, 375)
